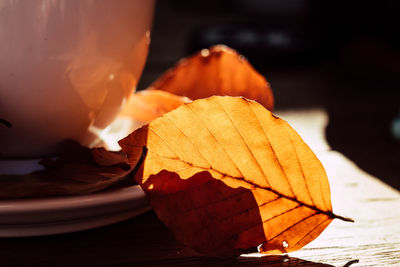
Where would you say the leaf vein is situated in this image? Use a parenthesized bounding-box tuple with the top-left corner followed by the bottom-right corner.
(181, 191, 280, 216)
(211, 203, 301, 252)
(164, 116, 213, 169)
(185, 104, 245, 177)
(216, 97, 271, 187)
(291, 216, 331, 249)
(286, 127, 317, 208)
(247, 102, 296, 198)
(265, 212, 318, 243)
(148, 127, 179, 157)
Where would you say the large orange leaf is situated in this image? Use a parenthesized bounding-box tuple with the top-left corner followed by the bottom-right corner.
(150, 45, 274, 110)
(119, 96, 351, 257)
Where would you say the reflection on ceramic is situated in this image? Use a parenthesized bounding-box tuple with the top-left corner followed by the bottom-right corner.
(0, 0, 154, 158)
(0, 186, 150, 237)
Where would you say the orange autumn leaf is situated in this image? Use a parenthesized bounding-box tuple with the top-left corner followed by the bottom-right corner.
(119, 96, 351, 257)
(150, 45, 274, 110)
(119, 89, 191, 124)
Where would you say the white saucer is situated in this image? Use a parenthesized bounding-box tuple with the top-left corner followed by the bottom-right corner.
(0, 185, 150, 237)
(0, 116, 150, 237)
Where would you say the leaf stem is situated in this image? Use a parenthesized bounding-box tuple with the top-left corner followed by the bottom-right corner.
(331, 213, 354, 222)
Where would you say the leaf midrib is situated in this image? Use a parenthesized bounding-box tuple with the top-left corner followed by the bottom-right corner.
(145, 148, 344, 221)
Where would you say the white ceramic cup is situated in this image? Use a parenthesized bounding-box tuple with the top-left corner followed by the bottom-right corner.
(0, 0, 154, 158)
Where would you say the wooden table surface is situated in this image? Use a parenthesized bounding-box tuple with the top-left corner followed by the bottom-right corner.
(0, 109, 399, 266)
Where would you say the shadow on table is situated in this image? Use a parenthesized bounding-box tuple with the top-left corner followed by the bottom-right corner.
(140, 254, 335, 266)
(0, 211, 355, 267)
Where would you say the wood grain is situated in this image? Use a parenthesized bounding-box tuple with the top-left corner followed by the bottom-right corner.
(277, 109, 400, 266)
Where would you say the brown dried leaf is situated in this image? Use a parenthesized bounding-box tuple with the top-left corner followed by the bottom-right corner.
(0, 141, 136, 199)
(119, 96, 351, 257)
(150, 45, 274, 110)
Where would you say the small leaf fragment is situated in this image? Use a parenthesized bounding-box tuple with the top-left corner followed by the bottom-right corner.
(150, 45, 274, 110)
(120, 89, 191, 124)
(120, 96, 345, 257)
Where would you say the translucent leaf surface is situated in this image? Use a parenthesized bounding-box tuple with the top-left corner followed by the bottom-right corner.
(120, 96, 351, 257)
(151, 45, 274, 110)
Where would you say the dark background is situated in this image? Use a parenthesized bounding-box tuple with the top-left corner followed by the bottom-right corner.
(139, 0, 400, 190)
